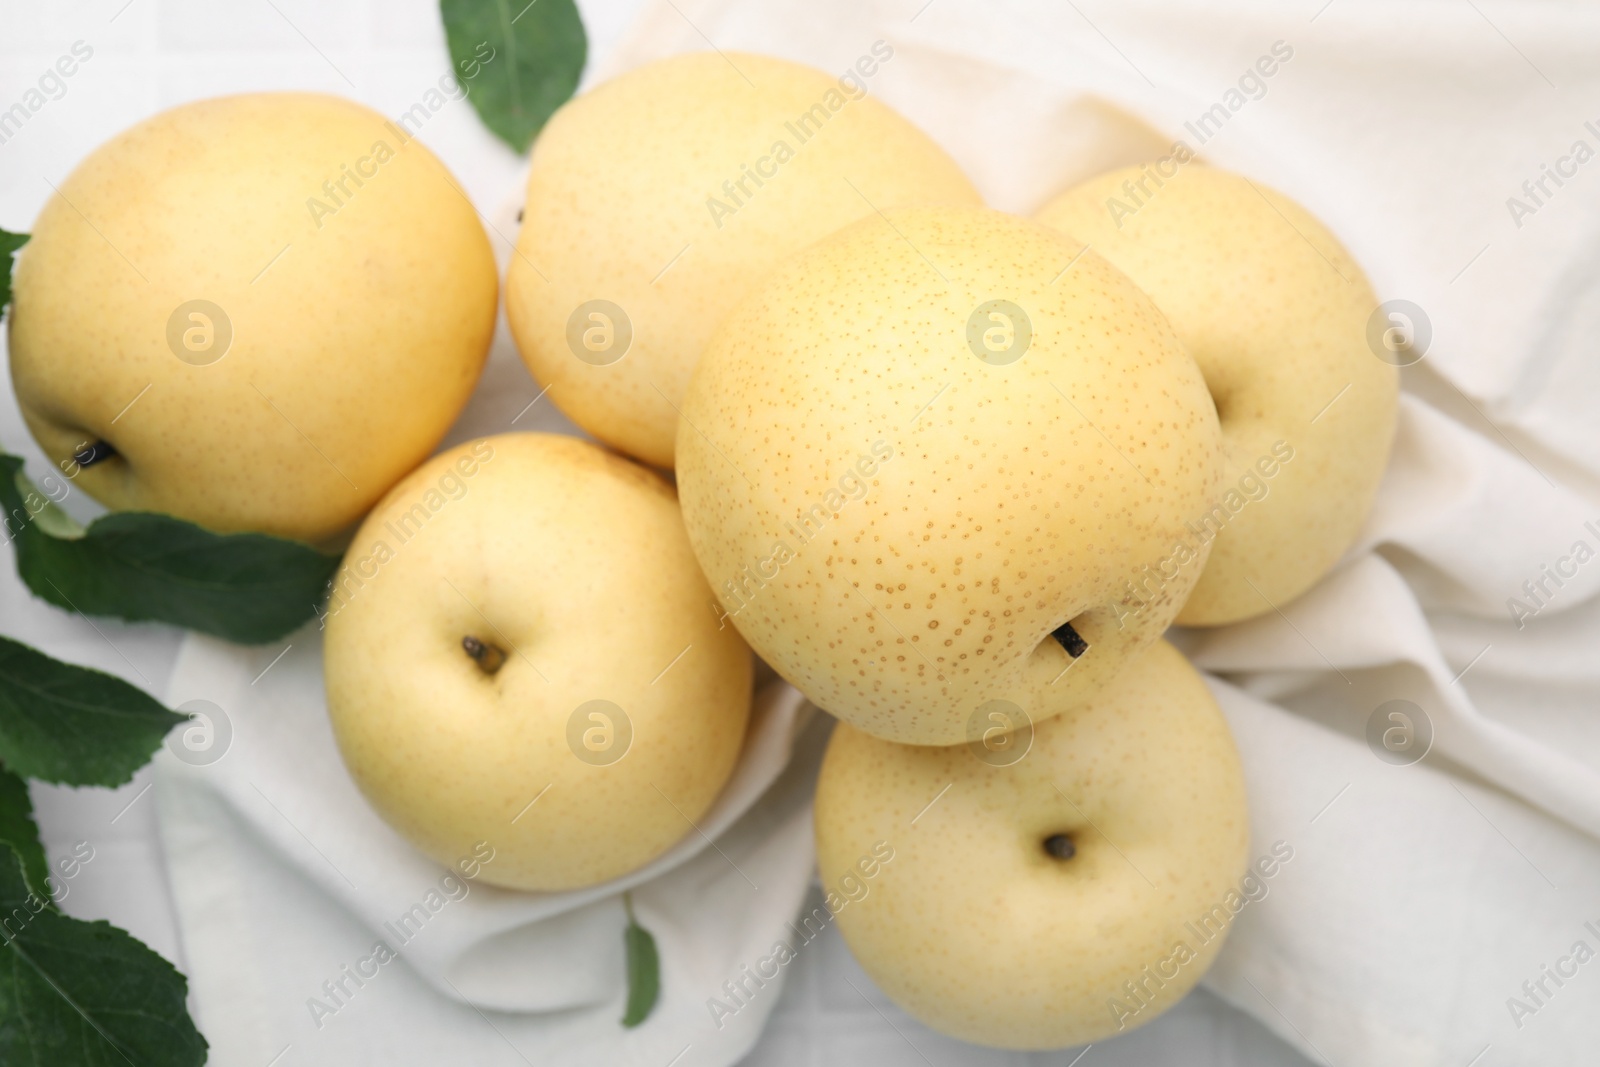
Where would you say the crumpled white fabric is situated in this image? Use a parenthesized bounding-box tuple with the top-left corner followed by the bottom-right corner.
(159, 633, 822, 1065)
(148, 1, 1600, 1064)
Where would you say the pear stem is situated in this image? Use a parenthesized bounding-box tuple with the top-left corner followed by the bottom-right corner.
(462, 635, 506, 675)
(73, 440, 118, 468)
(1043, 833, 1076, 860)
(1051, 621, 1088, 658)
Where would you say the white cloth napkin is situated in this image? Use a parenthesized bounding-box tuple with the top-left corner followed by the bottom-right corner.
(148, 1, 1600, 1065)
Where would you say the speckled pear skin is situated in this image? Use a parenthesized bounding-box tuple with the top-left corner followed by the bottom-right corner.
(814, 639, 1250, 1049)
(676, 206, 1223, 746)
(506, 51, 981, 469)
(323, 434, 752, 892)
(1036, 164, 1399, 626)
(8, 93, 496, 543)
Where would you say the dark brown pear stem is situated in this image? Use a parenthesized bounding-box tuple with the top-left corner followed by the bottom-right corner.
(1043, 833, 1076, 860)
(1051, 621, 1088, 658)
(73, 440, 118, 468)
(462, 635, 506, 675)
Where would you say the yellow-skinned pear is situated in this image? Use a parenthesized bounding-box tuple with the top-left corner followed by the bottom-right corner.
(506, 51, 980, 468)
(8, 93, 497, 543)
(815, 639, 1251, 1049)
(324, 434, 752, 891)
(1037, 164, 1399, 625)
(677, 206, 1222, 745)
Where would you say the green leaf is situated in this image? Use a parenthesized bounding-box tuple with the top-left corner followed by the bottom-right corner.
(0, 454, 340, 645)
(0, 767, 48, 904)
(0, 636, 183, 788)
(0, 845, 207, 1066)
(441, 0, 587, 153)
(620, 891, 660, 1027)
(0, 229, 25, 316)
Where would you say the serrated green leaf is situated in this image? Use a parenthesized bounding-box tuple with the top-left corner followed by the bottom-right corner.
(621, 892, 659, 1027)
(0, 845, 207, 1066)
(0, 454, 340, 645)
(0, 229, 25, 316)
(0, 637, 182, 788)
(441, 0, 587, 153)
(0, 767, 48, 904)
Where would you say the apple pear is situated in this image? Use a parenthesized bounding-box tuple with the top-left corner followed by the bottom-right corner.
(1036, 163, 1399, 625)
(814, 639, 1250, 1049)
(505, 51, 980, 469)
(676, 206, 1223, 745)
(323, 433, 752, 891)
(7, 92, 497, 542)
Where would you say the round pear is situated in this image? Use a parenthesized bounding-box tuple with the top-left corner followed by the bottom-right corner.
(7, 92, 497, 542)
(1036, 163, 1399, 625)
(677, 206, 1223, 745)
(323, 434, 752, 891)
(505, 51, 980, 469)
(814, 639, 1251, 1049)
